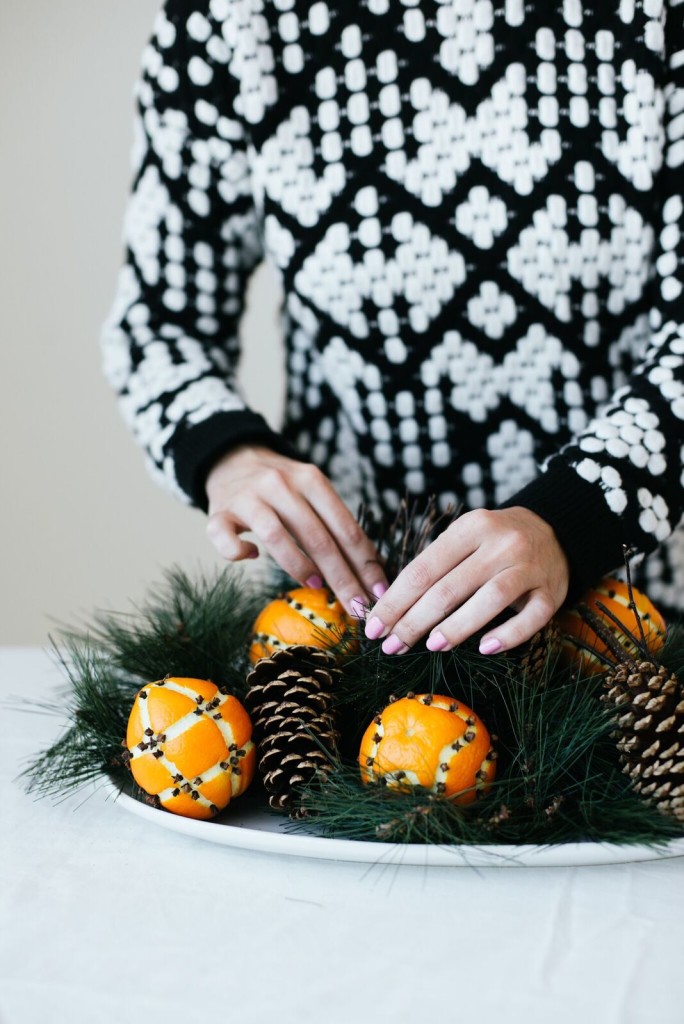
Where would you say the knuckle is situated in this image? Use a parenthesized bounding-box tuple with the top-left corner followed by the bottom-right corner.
(205, 513, 220, 537)
(403, 559, 432, 592)
(228, 490, 256, 518)
(487, 576, 514, 609)
(205, 511, 231, 539)
(326, 575, 355, 602)
(205, 515, 241, 561)
(395, 617, 422, 644)
(340, 520, 365, 549)
(534, 592, 556, 622)
(260, 468, 287, 493)
(377, 598, 400, 622)
(296, 461, 323, 485)
(306, 529, 335, 557)
(433, 581, 460, 618)
(253, 514, 282, 546)
(261, 526, 283, 547)
(465, 508, 496, 530)
(504, 528, 529, 560)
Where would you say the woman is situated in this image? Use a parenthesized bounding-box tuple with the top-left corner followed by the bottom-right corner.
(102, 0, 684, 656)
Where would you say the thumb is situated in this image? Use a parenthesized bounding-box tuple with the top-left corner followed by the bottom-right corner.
(206, 513, 259, 561)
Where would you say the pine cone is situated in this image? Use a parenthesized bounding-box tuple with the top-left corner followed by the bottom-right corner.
(514, 619, 562, 681)
(602, 660, 684, 822)
(244, 645, 341, 817)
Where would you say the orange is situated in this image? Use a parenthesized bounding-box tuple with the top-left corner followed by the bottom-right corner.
(249, 586, 355, 663)
(359, 694, 496, 805)
(557, 576, 666, 675)
(126, 677, 255, 820)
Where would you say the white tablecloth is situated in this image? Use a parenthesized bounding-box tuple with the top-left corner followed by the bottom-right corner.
(2, 647, 683, 1024)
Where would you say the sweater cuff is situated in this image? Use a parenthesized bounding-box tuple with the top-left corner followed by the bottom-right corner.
(499, 460, 627, 604)
(171, 410, 305, 513)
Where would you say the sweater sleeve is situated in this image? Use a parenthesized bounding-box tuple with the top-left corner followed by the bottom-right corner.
(101, 0, 300, 512)
(502, 12, 684, 600)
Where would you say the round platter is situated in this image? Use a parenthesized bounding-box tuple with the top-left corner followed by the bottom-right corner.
(106, 781, 684, 868)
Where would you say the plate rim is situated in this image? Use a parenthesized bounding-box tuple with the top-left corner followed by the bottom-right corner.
(103, 778, 684, 868)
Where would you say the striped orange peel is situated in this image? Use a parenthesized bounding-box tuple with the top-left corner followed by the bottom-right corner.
(359, 694, 496, 805)
(557, 576, 666, 676)
(249, 585, 355, 664)
(126, 677, 255, 820)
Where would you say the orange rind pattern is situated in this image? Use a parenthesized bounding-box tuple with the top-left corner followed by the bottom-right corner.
(126, 677, 255, 820)
(249, 586, 354, 663)
(359, 694, 496, 805)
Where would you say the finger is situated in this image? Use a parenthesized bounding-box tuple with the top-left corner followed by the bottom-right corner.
(365, 525, 478, 641)
(297, 464, 388, 597)
(374, 556, 482, 652)
(477, 591, 557, 655)
(239, 501, 324, 587)
(424, 569, 529, 652)
(265, 486, 371, 613)
(230, 469, 367, 609)
(206, 513, 259, 561)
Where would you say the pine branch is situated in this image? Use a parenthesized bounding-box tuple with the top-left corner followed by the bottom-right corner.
(59, 565, 266, 697)
(22, 638, 139, 798)
(288, 654, 683, 846)
(18, 527, 684, 846)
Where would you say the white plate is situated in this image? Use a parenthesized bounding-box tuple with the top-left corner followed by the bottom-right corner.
(105, 780, 684, 867)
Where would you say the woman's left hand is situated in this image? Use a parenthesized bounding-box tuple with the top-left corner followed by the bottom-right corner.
(363, 507, 570, 655)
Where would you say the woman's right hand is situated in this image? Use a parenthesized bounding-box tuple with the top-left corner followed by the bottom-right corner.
(205, 445, 388, 616)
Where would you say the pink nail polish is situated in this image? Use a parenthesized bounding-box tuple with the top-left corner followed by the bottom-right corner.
(480, 637, 503, 655)
(426, 631, 448, 652)
(372, 582, 388, 599)
(382, 634, 407, 655)
(365, 617, 386, 640)
(350, 596, 367, 620)
(305, 575, 323, 589)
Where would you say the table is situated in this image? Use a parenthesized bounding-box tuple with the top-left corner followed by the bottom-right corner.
(2, 647, 683, 1024)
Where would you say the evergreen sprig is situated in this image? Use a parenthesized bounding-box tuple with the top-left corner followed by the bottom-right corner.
(20, 540, 684, 846)
(59, 565, 266, 698)
(23, 639, 138, 799)
(289, 664, 683, 846)
(23, 566, 270, 799)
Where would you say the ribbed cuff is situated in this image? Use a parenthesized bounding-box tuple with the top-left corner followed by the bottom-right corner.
(499, 460, 627, 604)
(171, 410, 305, 512)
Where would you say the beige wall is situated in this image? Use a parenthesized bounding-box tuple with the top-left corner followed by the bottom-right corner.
(0, 2, 285, 644)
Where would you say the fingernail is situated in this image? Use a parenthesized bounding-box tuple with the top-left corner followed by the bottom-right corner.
(350, 596, 367, 620)
(305, 575, 323, 589)
(247, 550, 260, 559)
(426, 630, 448, 652)
(382, 634, 408, 656)
(372, 582, 388, 599)
(365, 617, 386, 640)
(480, 637, 503, 655)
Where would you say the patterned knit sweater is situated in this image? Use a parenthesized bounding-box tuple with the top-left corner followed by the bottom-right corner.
(102, 0, 684, 612)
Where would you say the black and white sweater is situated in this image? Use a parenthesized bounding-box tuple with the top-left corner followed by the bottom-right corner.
(102, 0, 684, 611)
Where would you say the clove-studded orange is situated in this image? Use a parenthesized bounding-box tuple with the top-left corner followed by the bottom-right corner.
(557, 576, 666, 675)
(249, 586, 354, 664)
(359, 694, 496, 805)
(125, 677, 256, 820)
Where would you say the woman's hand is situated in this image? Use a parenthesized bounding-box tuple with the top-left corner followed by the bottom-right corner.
(364, 507, 569, 655)
(205, 445, 388, 615)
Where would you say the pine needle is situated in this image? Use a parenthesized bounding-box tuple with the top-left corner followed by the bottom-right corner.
(18, 542, 684, 846)
(23, 566, 270, 799)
